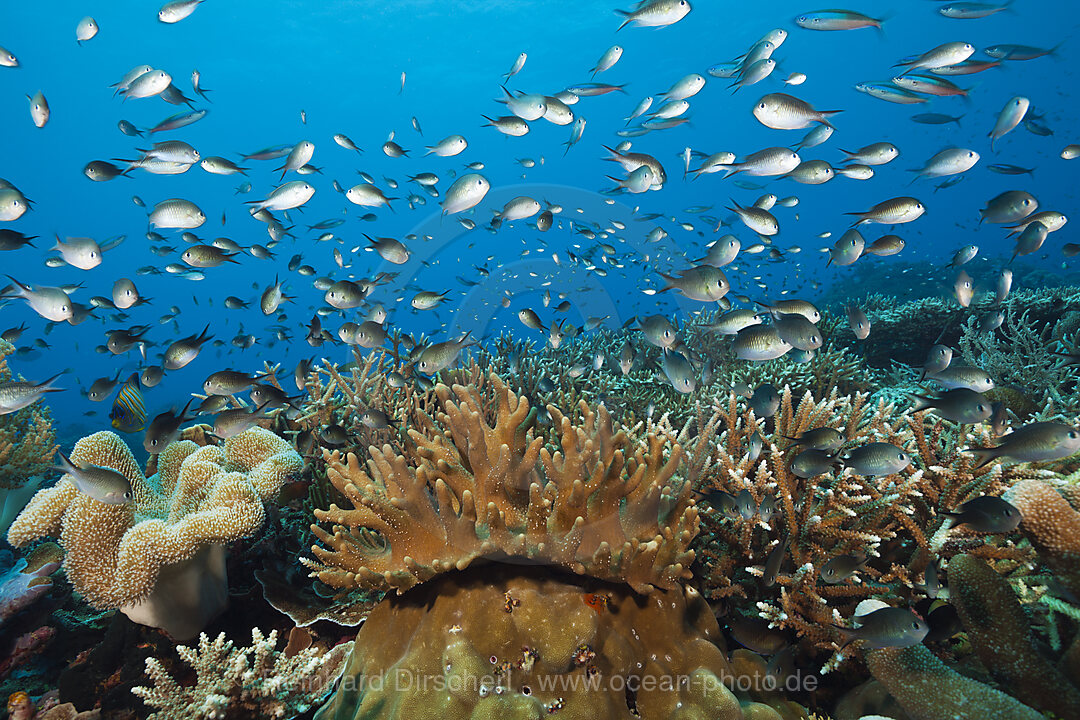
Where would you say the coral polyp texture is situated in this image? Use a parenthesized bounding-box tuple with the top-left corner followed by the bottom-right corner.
(133, 627, 351, 720)
(0, 339, 58, 534)
(315, 565, 771, 720)
(307, 373, 804, 719)
(306, 372, 698, 595)
(6, 427, 301, 613)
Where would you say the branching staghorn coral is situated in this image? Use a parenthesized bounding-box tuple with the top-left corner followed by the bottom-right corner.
(132, 627, 351, 720)
(902, 412, 1054, 565)
(6, 427, 302, 638)
(481, 315, 878, 435)
(305, 372, 697, 595)
(682, 387, 925, 654)
(675, 386, 1059, 666)
(287, 348, 447, 486)
(958, 307, 1080, 420)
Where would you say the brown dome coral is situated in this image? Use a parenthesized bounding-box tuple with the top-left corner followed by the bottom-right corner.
(309, 373, 783, 720)
(7, 426, 302, 638)
(316, 565, 754, 720)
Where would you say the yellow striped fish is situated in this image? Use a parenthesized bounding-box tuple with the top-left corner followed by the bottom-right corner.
(110, 373, 147, 433)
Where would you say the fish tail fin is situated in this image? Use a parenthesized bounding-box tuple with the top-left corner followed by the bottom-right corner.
(614, 9, 632, 31)
(830, 625, 858, 650)
(964, 447, 998, 469)
(37, 371, 66, 392)
(910, 394, 934, 412)
(718, 164, 741, 179)
(873, 10, 893, 37)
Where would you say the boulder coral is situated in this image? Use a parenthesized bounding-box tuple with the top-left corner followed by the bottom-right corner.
(310, 373, 781, 719)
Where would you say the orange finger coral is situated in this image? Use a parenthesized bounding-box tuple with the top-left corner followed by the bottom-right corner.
(7, 427, 301, 639)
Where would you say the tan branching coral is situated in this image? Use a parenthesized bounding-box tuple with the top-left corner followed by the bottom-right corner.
(685, 388, 924, 653)
(306, 373, 697, 595)
(6, 428, 301, 616)
(680, 385, 1060, 667)
(132, 627, 351, 720)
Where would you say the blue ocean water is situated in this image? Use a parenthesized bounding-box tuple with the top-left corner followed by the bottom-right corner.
(0, 0, 1074, 445)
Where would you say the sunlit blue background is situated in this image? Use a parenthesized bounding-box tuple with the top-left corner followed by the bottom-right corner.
(0, 0, 1075, 446)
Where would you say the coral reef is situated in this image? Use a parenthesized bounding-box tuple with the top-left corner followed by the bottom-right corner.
(306, 372, 697, 595)
(828, 284, 1080, 370)
(6, 427, 302, 638)
(958, 306, 1080, 420)
(315, 564, 769, 720)
(681, 385, 1055, 667)
(309, 373, 807, 719)
(685, 388, 924, 655)
(482, 318, 877, 436)
(132, 627, 351, 720)
(864, 645, 1045, 720)
(252, 506, 377, 628)
(0, 339, 58, 536)
(948, 553, 1080, 718)
(1004, 479, 1080, 597)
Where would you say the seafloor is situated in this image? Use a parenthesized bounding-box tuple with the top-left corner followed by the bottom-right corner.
(1, 267, 1079, 720)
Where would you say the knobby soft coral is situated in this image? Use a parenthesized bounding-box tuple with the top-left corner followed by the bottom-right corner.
(6, 427, 301, 638)
(306, 373, 697, 595)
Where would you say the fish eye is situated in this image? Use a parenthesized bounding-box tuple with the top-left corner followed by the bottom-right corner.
(1070, 431, 1078, 439)
(911, 622, 920, 629)
(977, 404, 986, 412)
(124, 491, 132, 499)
